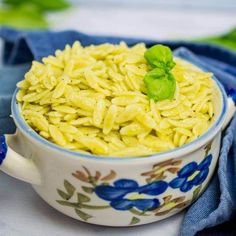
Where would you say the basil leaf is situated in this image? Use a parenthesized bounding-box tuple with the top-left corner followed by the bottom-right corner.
(144, 68, 176, 102)
(144, 44, 176, 71)
(144, 44, 176, 101)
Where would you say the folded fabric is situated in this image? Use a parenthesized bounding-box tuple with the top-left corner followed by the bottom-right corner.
(0, 117, 17, 134)
(0, 63, 31, 116)
(1, 27, 236, 68)
(0, 27, 236, 236)
(0, 63, 31, 134)
(174, 48, 236, 236)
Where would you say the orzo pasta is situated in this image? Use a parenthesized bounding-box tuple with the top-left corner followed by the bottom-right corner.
(16, 42, 215, 157)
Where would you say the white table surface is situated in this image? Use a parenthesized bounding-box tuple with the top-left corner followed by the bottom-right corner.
(0, 5, 235, 236)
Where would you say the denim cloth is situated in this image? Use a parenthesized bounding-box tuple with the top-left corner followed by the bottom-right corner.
(0, 27, 236, 236)
(0, 63, 31, 133)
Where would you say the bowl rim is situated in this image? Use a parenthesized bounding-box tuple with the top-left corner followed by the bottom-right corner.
(11, 74, 228, 163)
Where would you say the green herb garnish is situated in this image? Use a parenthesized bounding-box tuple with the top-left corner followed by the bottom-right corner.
(144, 44, 176, 102)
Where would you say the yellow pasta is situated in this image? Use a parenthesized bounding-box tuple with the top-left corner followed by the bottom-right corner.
(17, 41, 215, 157)
(93, 99, 106, 126)
(49, 125, 67, 146)
(103, 105, 118, 135)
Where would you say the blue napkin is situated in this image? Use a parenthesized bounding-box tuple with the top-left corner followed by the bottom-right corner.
(1, 27, 236, 236)
(174, 48, 236, 236)
(0, 63, 31, 133)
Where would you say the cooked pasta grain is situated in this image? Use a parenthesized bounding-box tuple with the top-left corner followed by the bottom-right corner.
(17, 41, 215, 157)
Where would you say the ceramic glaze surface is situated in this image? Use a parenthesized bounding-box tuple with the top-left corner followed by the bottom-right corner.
(2, 128, 216, 226)
(32, 135, 217, 226)
(52, 141, 215, 225)
(0, 69, 234, 226)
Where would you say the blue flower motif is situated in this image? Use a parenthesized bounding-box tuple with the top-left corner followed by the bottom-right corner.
(228, 88, 236, 103)
(169, 154, 212, 192)
(94, 179, 168, 211)
(0, 135, 7, 165)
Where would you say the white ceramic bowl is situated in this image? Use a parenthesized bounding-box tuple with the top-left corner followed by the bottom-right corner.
(0, 72, 235, 226)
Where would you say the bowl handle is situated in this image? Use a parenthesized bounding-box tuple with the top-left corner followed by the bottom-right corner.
(0, 134, 41, 185)
(222, 97, 236, 130)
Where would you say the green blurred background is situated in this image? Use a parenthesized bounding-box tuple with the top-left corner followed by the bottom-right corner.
(0, 0, 235, 52)
(0, 0, 70, 29)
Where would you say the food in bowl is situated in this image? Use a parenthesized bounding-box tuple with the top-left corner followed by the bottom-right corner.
(1, 41, 233, 227)
(16, 42, 215, 157)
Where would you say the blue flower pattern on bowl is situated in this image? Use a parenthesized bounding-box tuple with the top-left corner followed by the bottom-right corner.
(95, 179, 168, 211)
(169, 154, 213, 192)
(0, 135, 7, 165)
(57, 145, 214, 224)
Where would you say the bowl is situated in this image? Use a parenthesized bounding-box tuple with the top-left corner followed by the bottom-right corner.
(0, 61, 235, 227)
